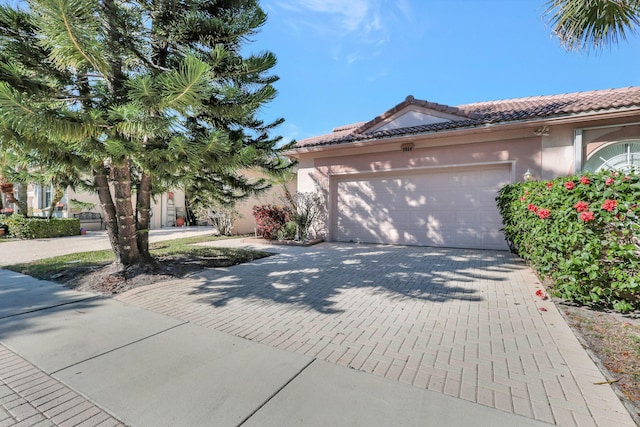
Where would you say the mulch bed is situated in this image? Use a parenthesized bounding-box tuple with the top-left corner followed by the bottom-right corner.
(559, 304, 640, 423)
(61, 253, 270, 295)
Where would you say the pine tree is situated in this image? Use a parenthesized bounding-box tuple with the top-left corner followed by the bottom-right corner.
(0, 0, 288, 267)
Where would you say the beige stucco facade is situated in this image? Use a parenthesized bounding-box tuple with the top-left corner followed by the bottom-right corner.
(290, 99, 640, 249)
(28, 186, 187, 230)
(28, 180, 295, 235)
(231, 172, 296, 235)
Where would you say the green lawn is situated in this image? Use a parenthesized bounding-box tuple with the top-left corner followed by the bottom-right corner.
(5, 234, 268, 280)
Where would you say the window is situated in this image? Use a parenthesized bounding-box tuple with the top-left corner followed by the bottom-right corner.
(39, 185, 52, 209)
(584, 141, 640, 172)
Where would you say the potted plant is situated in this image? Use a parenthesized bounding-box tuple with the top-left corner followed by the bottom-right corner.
(0, 183, 13, 193)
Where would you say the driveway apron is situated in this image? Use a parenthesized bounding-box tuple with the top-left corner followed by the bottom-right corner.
(116, 241, 634, 427)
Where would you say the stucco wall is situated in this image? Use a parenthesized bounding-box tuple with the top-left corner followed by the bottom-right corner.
(540, 125, 575, 179)
(296, 134, 542, 239)
(293, 112, 640, 244)
(299, 136, 540, 193)
(232, 178, 297, 235)
(584, 124, 640, 157)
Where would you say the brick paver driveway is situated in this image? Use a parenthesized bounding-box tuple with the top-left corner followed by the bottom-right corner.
(116, 241, 632, 427)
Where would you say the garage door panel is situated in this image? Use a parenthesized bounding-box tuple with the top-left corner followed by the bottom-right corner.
(334, 166, 510, 250)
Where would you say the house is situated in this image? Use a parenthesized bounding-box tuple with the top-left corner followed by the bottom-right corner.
(286, 87, 640, 250)
(26, 186, 188, 231)
(19, 169, 295, 233)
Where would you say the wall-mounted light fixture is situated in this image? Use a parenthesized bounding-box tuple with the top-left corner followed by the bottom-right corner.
(533, 126, 550, 136)
(523, 169, 533, 181)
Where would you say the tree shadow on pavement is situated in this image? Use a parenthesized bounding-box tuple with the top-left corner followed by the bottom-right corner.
(188, 243, 526, 314)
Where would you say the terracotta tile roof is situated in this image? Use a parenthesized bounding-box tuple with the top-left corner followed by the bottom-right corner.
(295, 87, 640, 149)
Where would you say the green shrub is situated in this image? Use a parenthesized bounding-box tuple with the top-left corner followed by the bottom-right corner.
(0, 215, 80, 239)
(278, 221, 298, 241)
(497, 171, 640, 312)
(253, 205, 291, 240)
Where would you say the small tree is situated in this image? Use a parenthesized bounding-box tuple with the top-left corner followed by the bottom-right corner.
(193, 202, 240, 236)
(288, 192, 325, 241)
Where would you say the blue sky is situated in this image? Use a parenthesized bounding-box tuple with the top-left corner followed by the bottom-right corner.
(248, 0, 640, 144)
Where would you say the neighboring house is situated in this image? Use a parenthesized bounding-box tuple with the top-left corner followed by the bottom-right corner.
(26, 185, 187, 231)
(19, 169, 295, 233)
(286, 87, 640, 250)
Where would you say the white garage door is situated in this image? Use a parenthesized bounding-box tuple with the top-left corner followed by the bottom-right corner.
(333, 165, 511, 250)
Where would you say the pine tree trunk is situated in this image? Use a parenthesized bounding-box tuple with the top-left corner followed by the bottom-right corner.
(136, 171, 152, 260)
(112, 160, 140, 265)
(15, 182, 28, 215)
(94, 169, 121, 263)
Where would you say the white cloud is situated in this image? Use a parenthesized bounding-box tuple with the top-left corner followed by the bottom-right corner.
(277, 0, 372, 33)
(273, 0, 387, 42)
(395, 0, 412, 21)
(276, 122, 302, 146)
(268, 0, 416, 65)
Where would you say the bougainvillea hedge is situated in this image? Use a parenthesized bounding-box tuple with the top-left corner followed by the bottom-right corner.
(496, 171, 640, 312)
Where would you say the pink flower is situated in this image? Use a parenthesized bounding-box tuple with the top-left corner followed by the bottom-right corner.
(625, 175, 631, 181)
(605, 177, 614, 186)
(520, 196, 526, 202)
(527, 204, 538, 212)
(580, 211, 595, 222)
(573, 201, 589, 212)
(565, 181, 575, 190)
(537, 208, 551, 219)
(579, 176, 590, 185)
(546, 182, 553, 189)
(602, 199, 617, 212)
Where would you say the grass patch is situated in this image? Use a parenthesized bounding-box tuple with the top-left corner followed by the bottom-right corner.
(6, 234, 269, 283)
(7, 250, 114, 280)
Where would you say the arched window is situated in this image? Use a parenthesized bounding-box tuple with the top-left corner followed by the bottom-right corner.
(584, 141, 640, 172)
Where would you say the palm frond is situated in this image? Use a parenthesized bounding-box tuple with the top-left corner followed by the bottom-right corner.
(545, 0, 640, 51)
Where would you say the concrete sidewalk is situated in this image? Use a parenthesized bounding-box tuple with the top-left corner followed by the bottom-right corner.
(119, 240, 637, 427)
(0, 269, 549, 427)
(0, 226, 216, 267)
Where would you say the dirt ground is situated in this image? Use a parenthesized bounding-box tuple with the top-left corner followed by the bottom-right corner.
(60, 252, 270, 294)
(559, 303, 640, 423)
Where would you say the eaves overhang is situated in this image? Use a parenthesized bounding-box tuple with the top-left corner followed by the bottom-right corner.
(283, 107, 640, 158)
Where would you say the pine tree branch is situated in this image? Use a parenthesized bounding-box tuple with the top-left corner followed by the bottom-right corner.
(56, 0, 100, 70)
